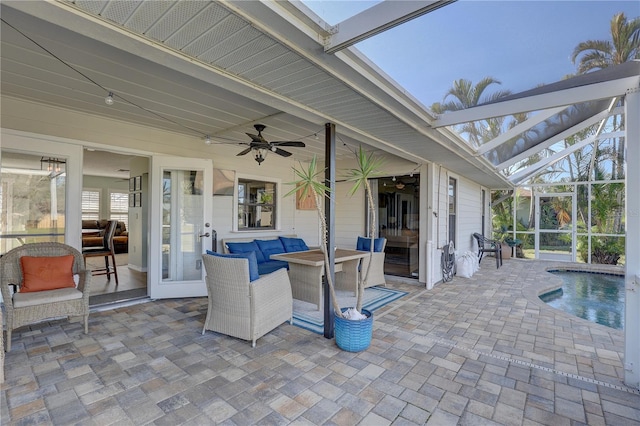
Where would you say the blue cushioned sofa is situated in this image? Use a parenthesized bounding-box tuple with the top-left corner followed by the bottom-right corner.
(221, 235, 310, 276)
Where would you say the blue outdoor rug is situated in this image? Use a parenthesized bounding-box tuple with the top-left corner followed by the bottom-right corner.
(292, 286, 408, 334)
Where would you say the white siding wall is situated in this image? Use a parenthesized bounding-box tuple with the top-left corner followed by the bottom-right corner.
(428, 166, 486, 284)
(335, 180, 366, 249)
(456, 175, 483, 254)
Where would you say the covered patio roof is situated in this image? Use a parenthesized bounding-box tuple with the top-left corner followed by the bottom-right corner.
(1, 0, 508, 188)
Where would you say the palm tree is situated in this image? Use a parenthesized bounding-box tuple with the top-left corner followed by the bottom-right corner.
(571, 11, 640, 177)
(571, 13, 640, 73)
(431, 77, 511, 147)
(572, 12, 639, 232)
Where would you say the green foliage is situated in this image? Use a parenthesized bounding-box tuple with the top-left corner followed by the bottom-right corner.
(344, 146, 385, 199)
(285, 155, 330, 201)
(577, 235, 625, 265)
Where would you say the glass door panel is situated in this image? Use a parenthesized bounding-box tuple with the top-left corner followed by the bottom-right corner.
(535, 193, 575, 261)
(1, 152, 67, 254)
(150, 157, 212, 298)
(376, 174, 420, 278)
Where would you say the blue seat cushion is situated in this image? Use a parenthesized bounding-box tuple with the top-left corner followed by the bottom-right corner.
(357, 236, 385, 252)
(206, 250, 259, 282)
(255, 239, 286, 259)
(279, 236, 309, 253)
(257, 260, 289, 275)
(225, 241, 266, 263)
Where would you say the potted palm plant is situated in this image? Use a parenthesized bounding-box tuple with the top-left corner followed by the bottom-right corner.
(287, 147, 383, 352)
(344, 146, 384, 312)
(286, 155, 343, 318)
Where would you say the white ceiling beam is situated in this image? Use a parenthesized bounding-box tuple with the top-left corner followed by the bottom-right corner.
(323, 0, 456, 54)
(508, 130, 625, 184)
(495, 107, 620, 170)
(433, 77, 638, 128)
(477, 106, 568, 155)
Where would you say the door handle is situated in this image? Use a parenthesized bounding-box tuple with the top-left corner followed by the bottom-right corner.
(199, 232, 210, 238)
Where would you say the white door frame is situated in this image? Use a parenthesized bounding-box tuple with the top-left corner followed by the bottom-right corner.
(149, 155, 213, 299)
(534, 191, 576, 261)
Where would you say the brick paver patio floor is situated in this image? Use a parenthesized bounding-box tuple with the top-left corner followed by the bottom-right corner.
(2, 258, 639, 425)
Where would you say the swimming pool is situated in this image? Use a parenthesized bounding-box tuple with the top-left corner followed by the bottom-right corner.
(540, 271, 625, 330)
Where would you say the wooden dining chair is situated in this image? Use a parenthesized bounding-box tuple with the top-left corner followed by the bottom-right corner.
(82, 219, 119, 284)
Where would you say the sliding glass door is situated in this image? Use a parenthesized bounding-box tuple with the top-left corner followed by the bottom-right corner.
(375, 174, 420, 278)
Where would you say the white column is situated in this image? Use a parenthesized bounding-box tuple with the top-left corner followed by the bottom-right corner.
(624, 87, 640, 389)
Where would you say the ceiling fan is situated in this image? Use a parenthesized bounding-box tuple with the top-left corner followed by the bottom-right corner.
(237, 124, 305, 165)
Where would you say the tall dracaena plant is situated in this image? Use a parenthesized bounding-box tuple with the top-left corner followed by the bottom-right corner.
(286, 155, 345, 318)
(344, 146, 385, 312)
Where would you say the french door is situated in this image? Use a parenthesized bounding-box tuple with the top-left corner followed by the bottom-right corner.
(535, 192, 576, 261)
(1, 130, 83, 253)
(149, 156, 212, 299)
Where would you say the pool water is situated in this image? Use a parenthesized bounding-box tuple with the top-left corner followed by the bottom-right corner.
(540, 271, 625, 330)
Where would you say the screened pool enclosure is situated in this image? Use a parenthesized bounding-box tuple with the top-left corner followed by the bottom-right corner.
(433, 61, 638, 266)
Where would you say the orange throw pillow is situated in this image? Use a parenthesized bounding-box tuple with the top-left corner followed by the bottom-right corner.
(20, 255, 76, 293)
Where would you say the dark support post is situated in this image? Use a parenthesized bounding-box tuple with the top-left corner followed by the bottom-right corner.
(323, 122, 336, 339)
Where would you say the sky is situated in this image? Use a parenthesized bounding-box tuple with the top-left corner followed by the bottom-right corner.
(302, 1, 640, 108)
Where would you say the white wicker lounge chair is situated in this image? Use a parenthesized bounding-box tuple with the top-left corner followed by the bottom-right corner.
(201, 254, 293, 347)
(0, 242, 91, 351)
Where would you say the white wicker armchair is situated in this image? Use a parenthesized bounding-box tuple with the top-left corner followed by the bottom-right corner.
(201, 254, 293, 347)
(0, 242, 91, 352)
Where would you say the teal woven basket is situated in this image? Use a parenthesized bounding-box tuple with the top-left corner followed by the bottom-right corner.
(334, 308, 373, 352)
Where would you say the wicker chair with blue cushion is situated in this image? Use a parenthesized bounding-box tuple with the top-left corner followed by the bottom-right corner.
(201, 252, 293, 347)
(356, 236, 387, 288)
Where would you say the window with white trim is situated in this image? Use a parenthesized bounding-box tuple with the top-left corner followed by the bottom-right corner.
(82, 189, 100, 221)
(448, 177, 457, 246)
(237, 178, 276, 230)
(110, 190, 129, 228)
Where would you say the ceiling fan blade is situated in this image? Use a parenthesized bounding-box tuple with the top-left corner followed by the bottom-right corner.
(246, 132, 266, 143)
(272, 141, 305, 147)
(236, 147, 252, 156)
(273, 147, 292, 157)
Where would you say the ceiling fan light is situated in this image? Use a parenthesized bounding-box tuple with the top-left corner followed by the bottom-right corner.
(254, 147, 268, 165)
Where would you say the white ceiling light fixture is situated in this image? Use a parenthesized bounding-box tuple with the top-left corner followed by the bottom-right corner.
(204, 135, 212, 145)
(104, 92, 114, 106)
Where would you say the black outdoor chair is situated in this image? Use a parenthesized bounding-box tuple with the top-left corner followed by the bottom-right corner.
(472, 233, 502, 269)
